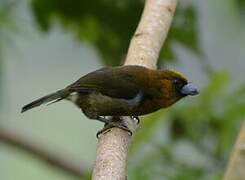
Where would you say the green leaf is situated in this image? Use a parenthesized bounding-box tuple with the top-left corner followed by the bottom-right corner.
(31, 0, 200, 65)
(160, 5, 201, 64)
(237, 0, 245, 22)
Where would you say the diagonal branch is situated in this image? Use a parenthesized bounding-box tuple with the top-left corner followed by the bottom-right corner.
(0, 126, 86, 178)
(224, 121, 245, 180)
(92, 0, 177, 179)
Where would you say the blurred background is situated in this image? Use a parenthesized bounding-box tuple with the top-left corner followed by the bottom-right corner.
(0, 0, 244, 179)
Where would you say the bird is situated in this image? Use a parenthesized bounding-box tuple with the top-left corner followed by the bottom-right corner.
(21, 65, 199, 135)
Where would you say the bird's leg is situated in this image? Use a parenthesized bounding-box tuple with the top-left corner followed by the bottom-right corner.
(82, 110, 135, 138)
(96, 116, 113, 123)
(96, 116, 133, 138)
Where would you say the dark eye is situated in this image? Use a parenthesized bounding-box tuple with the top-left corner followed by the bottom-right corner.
(173, 79, 178, 84)
(172, 79, 184, 89)
(173, 79, 181, 85)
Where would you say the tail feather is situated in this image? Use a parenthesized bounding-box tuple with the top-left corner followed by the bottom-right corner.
(21, 89, 69, 113)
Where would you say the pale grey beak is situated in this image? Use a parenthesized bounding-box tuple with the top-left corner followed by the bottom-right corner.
(181, 83, 199, 96)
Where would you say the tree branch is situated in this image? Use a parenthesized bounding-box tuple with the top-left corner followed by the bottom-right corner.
(92, 0, 177, 179)
(0, 126, 86, 178)
(224, 121, 245, 180)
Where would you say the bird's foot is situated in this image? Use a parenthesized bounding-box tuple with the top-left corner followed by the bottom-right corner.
(96, 117, 133, 138)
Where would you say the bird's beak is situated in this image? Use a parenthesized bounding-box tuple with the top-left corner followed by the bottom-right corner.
(181, 83, 199, 96)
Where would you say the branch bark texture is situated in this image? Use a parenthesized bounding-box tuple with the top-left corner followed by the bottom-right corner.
(92, 0, 177, 180)
(224, 121, 245, 180)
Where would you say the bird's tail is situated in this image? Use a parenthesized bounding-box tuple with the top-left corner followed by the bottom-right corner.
(21, 89, 70, 113)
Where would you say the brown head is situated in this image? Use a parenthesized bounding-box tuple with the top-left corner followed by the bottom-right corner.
(156, 69, 199, 107)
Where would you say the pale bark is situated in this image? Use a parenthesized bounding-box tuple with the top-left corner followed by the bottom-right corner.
(224, 121, 245, 180)
(92, 0, 177, 179)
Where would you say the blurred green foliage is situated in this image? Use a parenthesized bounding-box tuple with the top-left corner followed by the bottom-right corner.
(0, 0, 17, 106)
(29, 0, 245, 179)
(129, 72, 245, 179)
(0, 0, 244, 179)
(0, 1, 21, 109)
(31, 0, 200, 66)
(0, 0, 18, 53)
(237, 0, 245, 21)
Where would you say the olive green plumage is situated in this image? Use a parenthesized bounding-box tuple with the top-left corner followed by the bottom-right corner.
(21, 65, 198, 121)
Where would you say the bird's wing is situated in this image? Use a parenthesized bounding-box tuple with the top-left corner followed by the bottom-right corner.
(68, 67, 143, 100)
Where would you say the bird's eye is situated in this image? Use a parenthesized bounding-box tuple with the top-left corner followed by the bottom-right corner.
(173, 79, 179, 84)
(173, 79, 181, 85)
(172, 79, 184, 89)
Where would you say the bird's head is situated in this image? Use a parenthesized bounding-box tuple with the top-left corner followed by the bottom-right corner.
(157, 69, 199, 107)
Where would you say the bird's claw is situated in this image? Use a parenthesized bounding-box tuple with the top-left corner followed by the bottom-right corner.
(96, 121, 132, 138)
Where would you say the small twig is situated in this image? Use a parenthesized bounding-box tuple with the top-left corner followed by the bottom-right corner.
(92, 0, 177, 179)
(0, 126, 86, 178)
(224, 121, 245, 180)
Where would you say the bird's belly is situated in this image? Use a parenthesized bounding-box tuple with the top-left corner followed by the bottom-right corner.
(132, 100, 163, 116)
(76, 92, 139, 117)
(75, 92, 163, 117)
